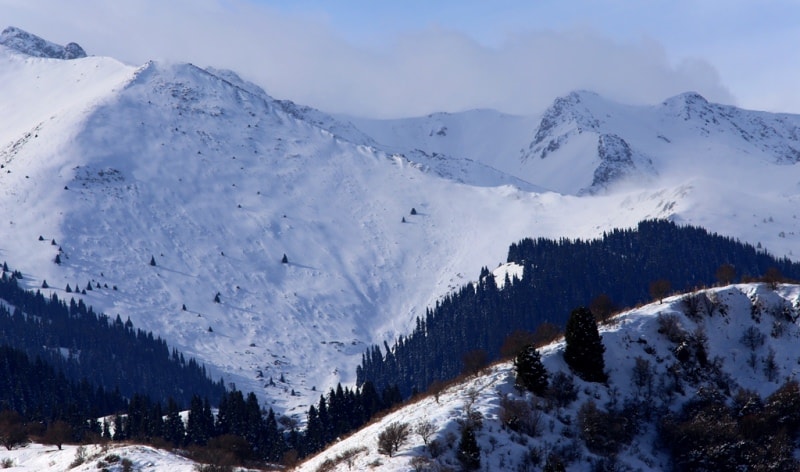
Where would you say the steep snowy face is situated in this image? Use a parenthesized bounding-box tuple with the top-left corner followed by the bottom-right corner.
(518, 91, 656, 194)
(658, 92, 800, 163)
(0, 26, 87, 59)
(344, 109, 542, 190)
(523, 90, 603, 160)
(586, 133, 655, 194)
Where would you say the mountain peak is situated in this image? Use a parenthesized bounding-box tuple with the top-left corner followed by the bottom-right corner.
(523, 90, 604, 160)
(0, 26, 87, 59)
(659, 91, 712, 121)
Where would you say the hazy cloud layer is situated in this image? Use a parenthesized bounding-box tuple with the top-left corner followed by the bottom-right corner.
(2, 0, 735, 118)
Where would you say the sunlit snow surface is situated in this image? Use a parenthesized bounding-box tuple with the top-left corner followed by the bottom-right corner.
(297, 283, 800, 471)
(3, 42, 800, 421)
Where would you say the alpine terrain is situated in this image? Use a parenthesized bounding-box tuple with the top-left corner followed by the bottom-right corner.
(3, 26, 800, 470)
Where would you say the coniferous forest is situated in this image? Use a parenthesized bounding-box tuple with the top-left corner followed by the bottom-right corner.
(357, 219, 800, 397)
(0, 268, 225, 406)
(0, 260, 403, 466)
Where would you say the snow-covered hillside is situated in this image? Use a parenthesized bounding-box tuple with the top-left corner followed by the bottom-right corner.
(4, 27, 800, 422)
(297, 283, 800, 471)
(0, 442, 215, 471)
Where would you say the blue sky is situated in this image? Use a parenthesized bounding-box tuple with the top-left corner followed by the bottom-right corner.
(2, 0, 799, 117)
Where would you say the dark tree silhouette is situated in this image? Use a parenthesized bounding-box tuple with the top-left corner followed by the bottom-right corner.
(564, 307, 607, 383)
(649, 279, 671, 304)
(457, 425, 480, 470)
(715, 263, 737, 285)
(514, 345, 549, 395)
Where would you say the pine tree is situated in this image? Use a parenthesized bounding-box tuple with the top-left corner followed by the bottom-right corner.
(513, 344, 549, 395)
(281, 254, 288, 264)
(54, 254, 61, 265)
(564, 307, 607, 382)
(457, 424, 480, 470)
(41, 280, 48, 289)
(150, 255, 156, 266)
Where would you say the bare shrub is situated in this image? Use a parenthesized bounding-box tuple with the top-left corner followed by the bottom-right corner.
(649, 279, 671, 303)
(750, 296, 764, 323)
(590, 293, 616, 323)
(409, 455, 432, 472)
(0, 411, 28, 451)
(69, 446, 87, 468)
(414, 420, 436, 448)
(772, 320, 786, 338)
(377, 422, 410, 457)
(499, 397, 542, 437)
(682, 293, 704, 320)
(632, 356, 654, 398)
(427, 439, 444, 458)
(577, 401, 634, 455)
(500, 330, 536, 359)
(763, 349, 779, 382)
(547, 372, 577, 409)
(461, 349, 488, 377)
(715, 263, 736, 285)
(656, 313, 687, 343)
(316, 447, 368, 472)
(740, 326, 765, 351)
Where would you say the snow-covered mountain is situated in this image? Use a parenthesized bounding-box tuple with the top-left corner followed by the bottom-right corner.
(517, 90, 800, 194)
(4, 27, 800, 422)
(297, 282, 800, 471)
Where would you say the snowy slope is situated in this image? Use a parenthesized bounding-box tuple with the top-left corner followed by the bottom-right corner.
(0, 443, 216, 471)
(346, 109, 543, 190)
(5, 28, 800, 422)
(297, 283, 800, 471)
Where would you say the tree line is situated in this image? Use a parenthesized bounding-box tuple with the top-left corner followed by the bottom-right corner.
(0, 266, 225, 406)
(357, 219, 800, 397)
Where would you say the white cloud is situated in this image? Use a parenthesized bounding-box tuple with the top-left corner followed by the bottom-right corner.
(1, 0, 736, 118)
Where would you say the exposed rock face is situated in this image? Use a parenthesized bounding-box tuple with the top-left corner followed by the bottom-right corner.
(0, 26, 87, 59)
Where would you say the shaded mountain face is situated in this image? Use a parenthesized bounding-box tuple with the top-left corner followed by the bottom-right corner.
(0, 26, 86, 59)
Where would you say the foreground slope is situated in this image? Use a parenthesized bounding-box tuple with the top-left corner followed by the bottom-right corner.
(0, 443, 202, 472)
(299, 283, 800, 471)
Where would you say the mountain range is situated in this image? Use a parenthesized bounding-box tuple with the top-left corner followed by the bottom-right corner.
(3, 25, 800, 429)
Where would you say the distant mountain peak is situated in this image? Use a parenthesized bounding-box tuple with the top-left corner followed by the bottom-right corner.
(659, 91, 712, 121)
(524, 90, 603, 160)
(0, 26, 87, 59)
